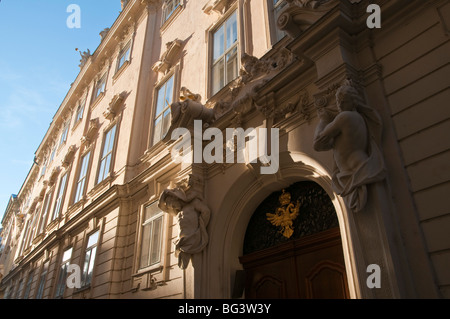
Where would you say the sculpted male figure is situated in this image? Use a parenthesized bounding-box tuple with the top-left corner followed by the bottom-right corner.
(313, 81, 385, 212)
(158, 185, 210, 269)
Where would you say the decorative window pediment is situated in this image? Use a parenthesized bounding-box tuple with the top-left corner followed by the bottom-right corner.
(81, 118, 100, 145)
(203, 0, 234, 15)
(38, 186, 47, 200)
(103, 93, 126, 120)
(62, 145, 77, 168)
(47, 167, 61, 187)
(151, 39, 183, 74)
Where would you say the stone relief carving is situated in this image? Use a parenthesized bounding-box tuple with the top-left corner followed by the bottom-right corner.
(47, 167, 61, 187)
(258, 89, 310, 122)
(202, 0, 233, 15)
(313, 79, 386, 212)
(103, 92, 126, 121)
(277, 0, 336, 38)
(211, 50, 294, 120)
(152, 39, 183, 74)
(81, 118, 100, 145)
(158, 175, 211, 269)
(62, 145, 77, 168)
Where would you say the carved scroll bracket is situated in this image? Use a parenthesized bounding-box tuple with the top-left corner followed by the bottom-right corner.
(277, 0, 336, 38)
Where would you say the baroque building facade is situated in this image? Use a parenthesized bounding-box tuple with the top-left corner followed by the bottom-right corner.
(0, 0, 449, 299)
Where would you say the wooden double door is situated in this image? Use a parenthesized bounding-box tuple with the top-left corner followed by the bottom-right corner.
(240, 227, 350, 299)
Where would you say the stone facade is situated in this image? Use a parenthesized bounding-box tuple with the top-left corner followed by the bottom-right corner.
(0, 0, 449, 299)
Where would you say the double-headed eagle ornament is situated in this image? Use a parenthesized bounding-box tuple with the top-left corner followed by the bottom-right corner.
(266, 189, 301, 238)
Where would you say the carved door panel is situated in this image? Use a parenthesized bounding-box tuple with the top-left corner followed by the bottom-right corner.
(241, 228, 349, 299)
(295, 228, 350, 299)
(242, 244, 299, 299)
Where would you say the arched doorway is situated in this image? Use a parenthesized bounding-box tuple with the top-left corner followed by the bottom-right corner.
(239, 181, 350, 299)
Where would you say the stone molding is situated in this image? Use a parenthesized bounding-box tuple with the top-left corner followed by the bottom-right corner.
(152, 39, 183, 74)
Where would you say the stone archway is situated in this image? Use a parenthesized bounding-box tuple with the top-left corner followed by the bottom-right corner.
(239, 181, 349, 299)
(202, 152, 362, 299)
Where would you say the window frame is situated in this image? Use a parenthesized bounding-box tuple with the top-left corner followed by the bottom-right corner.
(73, 150, 92, 204)
(52, 172, 69, 221)
(116, 40, 132, 73)
(24, 207, 39, 249)
(74, 99, 86, 125)
(137, 201, 166, 272)
(15, 278, 24, 299)
(23, 270, 34, 299)
(162, 0, 181, 23)
(40, 157, 47, 179)
(209, 9, 240, 97)
(49, 145, 57, 164)
(37, 189, 54, 235)
(269, 0, 287, 44)
(80, 230, 100, 288)
(59, 121, 70, 147)
(19, 219, 32, 256)
(96, 122, 118, 184)
(54, 247, 73, 298)
(151, 73, 175, 147)
(35, 261, 49, 299)
(93, 72, 108, 103)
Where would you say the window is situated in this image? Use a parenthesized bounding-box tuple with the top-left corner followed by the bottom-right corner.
(52, 173, 68, 221)
(81, 230, 99, 287)
(23, 271, 34, 299)
(272, 0, 287, 42)
(59, 121, 70, 146)
(35, 262, 49, 299)
(117, 41, 131, 71)
(55, 247, 72, 298)
(20, 220, 31, 255)
(37, 191, 53, 234)
(139, 202, 164, 269)
(211, 11, 239, 95)
(40, 158, 47, 178)
(49, 145, 56, 164)
(3, 286, 10, 299)
(163, 0, 180, 22)
(93, 73, 107, 101)
(74, 151, 91, 203)
(15, 279, 24, 299)
(97, 124, 117, 183)
(75, 100, 85, 124)
(24, 210, 39, 248)
(152, 75, 174, 145)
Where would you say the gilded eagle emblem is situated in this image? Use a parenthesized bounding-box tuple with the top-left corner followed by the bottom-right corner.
(266, 190, 301, 238)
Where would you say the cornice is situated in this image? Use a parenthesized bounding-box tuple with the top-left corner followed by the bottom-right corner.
(35, 0, 151, 160)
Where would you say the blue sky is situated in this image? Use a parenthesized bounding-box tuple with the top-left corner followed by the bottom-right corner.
(0, 1, 122, 222)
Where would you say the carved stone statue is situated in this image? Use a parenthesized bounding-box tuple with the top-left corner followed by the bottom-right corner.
(313, 80, 386, 212)
(76, 48, 91, 69)
(158, 180, 211, 269)
(121, 0, 130, 10)
(99, 28, 110, 41)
